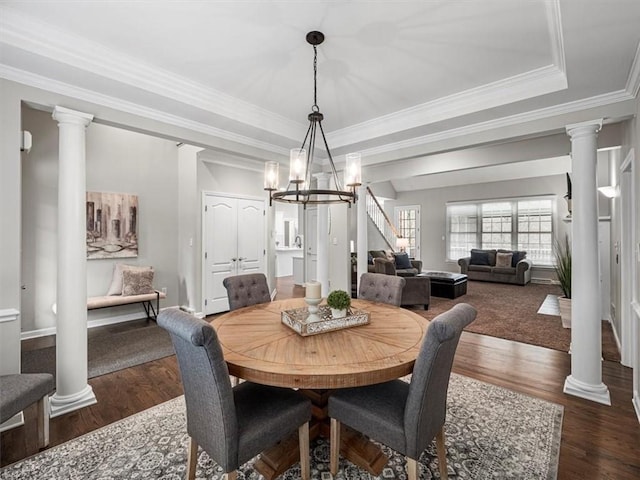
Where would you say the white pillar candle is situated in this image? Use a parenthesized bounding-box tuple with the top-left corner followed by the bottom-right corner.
(305, 281, 321, 300)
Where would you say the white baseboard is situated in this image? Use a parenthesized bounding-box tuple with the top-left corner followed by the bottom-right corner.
(21, 305, 179, 340)
(610, 317, 623, 355)
(633, 391, 640, 424)
(21, 326, 57, 340)
(0, 412, 24, 433)
(531, 277, 555, 284)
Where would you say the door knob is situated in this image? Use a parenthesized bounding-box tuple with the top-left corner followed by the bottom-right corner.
(231, 258, 237, 262)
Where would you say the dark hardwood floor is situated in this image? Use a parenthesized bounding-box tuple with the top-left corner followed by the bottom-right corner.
(2, 277, 639, 479)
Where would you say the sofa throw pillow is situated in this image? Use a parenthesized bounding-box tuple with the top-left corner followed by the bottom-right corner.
(384, 249, 395, 261)
(121, 269, 155, 296)
(106, 264, 153, 296)
(367, 253, 374, 265)
(470, 249, 490, 266)
(394, 252, 413, 269)
(496, 252, 513, 268)
(511, 251, 527, 267)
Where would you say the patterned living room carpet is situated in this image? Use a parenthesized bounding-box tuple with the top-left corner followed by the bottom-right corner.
(1, 374, 563, 480)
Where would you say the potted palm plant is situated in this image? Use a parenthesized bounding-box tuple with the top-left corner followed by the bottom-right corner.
(554, 235, 572, 328)
(327, 289, 351, 319)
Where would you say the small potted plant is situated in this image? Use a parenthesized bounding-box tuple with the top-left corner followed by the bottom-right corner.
(327, 289, 351, 319)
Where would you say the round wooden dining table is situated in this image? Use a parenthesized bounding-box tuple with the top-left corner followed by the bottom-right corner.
(210, 297, 429, 479)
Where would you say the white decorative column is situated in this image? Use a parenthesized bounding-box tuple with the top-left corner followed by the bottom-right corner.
(564, 119, 611, 405)
(356, 185, 368, 292)
(50, 106, 97, 417)
(177, 144, 204, 313)
(315, 173, 331, 296)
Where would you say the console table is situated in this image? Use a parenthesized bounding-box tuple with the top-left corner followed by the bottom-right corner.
(419, 271, 468, 299)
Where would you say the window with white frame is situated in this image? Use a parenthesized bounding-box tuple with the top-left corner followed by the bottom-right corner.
(446, 196, 554, 266)
(395, 205, 420, 259)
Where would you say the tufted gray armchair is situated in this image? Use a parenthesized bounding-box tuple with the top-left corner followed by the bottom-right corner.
(358, 272, 406, 306)
(328, 303, 477, 480)
(223, 273, 271, 311)
(158, 308, 311, 480)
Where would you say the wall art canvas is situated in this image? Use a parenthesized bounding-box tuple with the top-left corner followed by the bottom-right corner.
(86, 192, 138, 259)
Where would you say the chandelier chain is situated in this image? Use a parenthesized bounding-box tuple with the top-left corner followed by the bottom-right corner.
(313, 45, 318, 110)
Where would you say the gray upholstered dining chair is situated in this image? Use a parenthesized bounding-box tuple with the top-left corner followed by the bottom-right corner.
(157, 308, 311, 480)
(328, 303, 477, 480)
(223, 273, 271, 311)
(358, 272, 406, 306)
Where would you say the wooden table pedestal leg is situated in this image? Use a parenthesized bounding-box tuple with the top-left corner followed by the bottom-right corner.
(253, 389, 387, 479)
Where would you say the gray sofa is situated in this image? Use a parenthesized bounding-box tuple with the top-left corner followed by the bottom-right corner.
(458, 248, 532, 286)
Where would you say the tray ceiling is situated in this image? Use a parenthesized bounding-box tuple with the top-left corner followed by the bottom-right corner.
(1, 0, 639, 169)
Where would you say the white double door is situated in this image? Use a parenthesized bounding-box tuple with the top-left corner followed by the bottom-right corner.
(203, 193, 265, 314)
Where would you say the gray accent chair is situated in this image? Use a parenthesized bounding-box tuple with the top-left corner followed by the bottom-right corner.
(328, 303, 477, 480)
(0, 373, 54, 449)
(223, 273, 271, 311)
(358, 272, 406, 307)
(400, 276, 431, 310)
(373, 256, 422, 277)
(158, 308, 311, 480)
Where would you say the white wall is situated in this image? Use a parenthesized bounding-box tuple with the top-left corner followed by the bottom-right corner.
(21, 106, 180, 333)
(177, 144, 202, 313)
(620, 97, 640, 419)
(385, 174, 570, 280)
(328, 203, 351, 293)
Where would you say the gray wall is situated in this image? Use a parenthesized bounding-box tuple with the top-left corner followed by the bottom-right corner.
(0, 79, 23, 374)
(21, 106, 179, 333)
(385, 174, 570, 281)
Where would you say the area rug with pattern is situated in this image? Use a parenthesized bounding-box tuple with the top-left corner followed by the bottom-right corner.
(1, 374, 563, 479)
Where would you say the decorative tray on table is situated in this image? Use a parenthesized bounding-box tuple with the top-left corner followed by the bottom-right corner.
(281, 305, 369, 336)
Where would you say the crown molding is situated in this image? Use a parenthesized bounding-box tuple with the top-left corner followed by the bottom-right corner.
(358, 89, 634, 162)
(0, 64, 289, 157)
(626, 40, 640, 98)
(0, 6, 303, 142)
(330, 0, 568, 148)
(199, 153, 265, 174)
(546, 0, 566, 76)
(328, 64, 567, 148)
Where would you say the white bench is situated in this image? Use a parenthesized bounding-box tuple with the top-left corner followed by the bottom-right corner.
(87, 290, 166, 320)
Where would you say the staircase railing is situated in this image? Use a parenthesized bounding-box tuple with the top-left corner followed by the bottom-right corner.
(365, 186, 400, 251)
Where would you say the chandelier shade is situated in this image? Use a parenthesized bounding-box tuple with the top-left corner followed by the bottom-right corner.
(265, 31, 361, 207)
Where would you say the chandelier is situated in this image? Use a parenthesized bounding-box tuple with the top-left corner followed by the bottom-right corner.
(264, 31, 362, 206)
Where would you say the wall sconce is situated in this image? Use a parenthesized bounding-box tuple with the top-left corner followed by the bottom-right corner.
(21, 131, 32, 153)
(597, 185, 619, 198)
